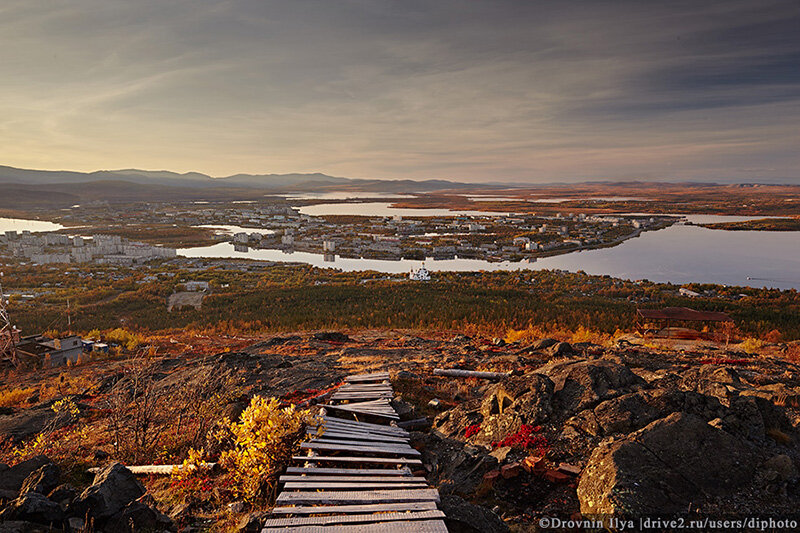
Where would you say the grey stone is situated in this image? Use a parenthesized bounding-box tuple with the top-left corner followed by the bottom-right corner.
(0, 456, 52, 493)
(20, 464, 61, 496)
(0, 491, 64, 526)
(71, 462, 145, 521)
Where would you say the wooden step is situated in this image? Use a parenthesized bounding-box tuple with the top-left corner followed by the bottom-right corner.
(292, 456, 422, 466)
(300, 442, 420, 457)
(282, 481, 429, 490)
(280, 476, 426, 483)
(307, 429, 409, 444)
(345, 372, 391, 383)
(263, 510, 445, 528)
(285, 467, 412, 476)
(262, 519, 447, 532)
(276, 488, 440, 506)
(270, 501, 437, 515)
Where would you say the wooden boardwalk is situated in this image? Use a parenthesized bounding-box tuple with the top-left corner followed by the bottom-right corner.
(263, 372, 446, 532)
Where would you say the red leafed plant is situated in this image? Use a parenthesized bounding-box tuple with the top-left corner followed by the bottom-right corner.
(699, 358, 750, 365)
(464, 424, 481, 438)
(492, 425, 547, 451)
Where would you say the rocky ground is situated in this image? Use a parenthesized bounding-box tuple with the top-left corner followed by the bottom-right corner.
(1, 331, 800, 531)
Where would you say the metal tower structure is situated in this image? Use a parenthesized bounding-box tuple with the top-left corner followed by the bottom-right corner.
(0, 272, 19, 367)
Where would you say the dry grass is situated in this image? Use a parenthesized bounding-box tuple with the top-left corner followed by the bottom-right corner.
(0, 387, 36, 408)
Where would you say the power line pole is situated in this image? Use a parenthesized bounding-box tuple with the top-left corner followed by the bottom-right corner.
(0, 272, 19, 367)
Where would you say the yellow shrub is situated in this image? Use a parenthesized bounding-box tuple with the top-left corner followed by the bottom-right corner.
(219, 397, 310, 502)
(739, 337, 764, 355)
(105, 328, 145, 351)
(0, 388, 35, 408)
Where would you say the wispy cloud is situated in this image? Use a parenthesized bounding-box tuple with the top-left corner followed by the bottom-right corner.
(0, 0, 798, 182)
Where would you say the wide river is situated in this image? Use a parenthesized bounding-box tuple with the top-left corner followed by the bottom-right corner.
(1, 216, 798, 290)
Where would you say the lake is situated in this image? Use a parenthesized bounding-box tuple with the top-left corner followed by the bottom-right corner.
(296, 202, 509, 217)
(178, 222, 800, 290)
(0, 217, 65, 233)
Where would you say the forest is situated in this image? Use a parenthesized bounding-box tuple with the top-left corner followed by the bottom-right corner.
(6, 262, 800, 341)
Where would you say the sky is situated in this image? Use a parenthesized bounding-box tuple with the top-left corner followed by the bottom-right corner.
(1, 0, 798, 183)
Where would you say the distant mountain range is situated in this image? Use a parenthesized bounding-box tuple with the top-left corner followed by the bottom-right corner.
(0, 165, 492, 193)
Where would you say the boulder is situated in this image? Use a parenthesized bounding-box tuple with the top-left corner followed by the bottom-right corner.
(0, 456, 52, 493)
(548, 341, 574, 357)
(529, 338, 558, 351)
(106, 496, 174, 533)
(20, 464, 61, 496)
(432, 400, 482, 439)
(0, 491, 63, 526)
(439, 494, 509, 533)
(311, 332, 351, 343)
(578, 412, 759, 515)
(71, 462, 145, 521)
(576, 389, 724, 436)
(480, 374, 554, 423)
(679, 365, 746, 405)
(47, 484, 76, 510)
(762, 454, 798, 482)
(0, 402, 76, 444)
(536, 359, 646, 417)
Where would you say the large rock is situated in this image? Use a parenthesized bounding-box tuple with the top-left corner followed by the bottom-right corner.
(0, 402, 75, 444)
(473, 373, 554, 445)
(311, 331, 351, 343)
(20, 464, 61, 496)
(440, 494, 509, 533)
(70, 463, 145, 521)
(105, 495, 174, 533)
(578, 412, 759, 515)
(535, 359, 646, 416)
(573, 389, 724, 436)
(679, 365, 746, 405)
(0, 456, 52, 493)
(0, 491, 63, 526)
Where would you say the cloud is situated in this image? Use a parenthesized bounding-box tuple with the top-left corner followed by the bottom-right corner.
(0, 0, 798, 182)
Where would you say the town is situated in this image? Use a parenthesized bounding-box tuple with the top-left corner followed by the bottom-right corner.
(3, 199, 678, 266)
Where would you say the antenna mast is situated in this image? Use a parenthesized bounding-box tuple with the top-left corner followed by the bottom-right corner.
(0, 272, 19, 367)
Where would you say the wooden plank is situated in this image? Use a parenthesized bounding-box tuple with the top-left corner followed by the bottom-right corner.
(282, 481, 429, 490)
(280, 476, 426, 483)
(263, 510, 445, 528)
(323, 404, 398, 420)
(292, 456, 422, 466)
(331, 393, 395, 399)
(285, 467, 411, 476)
(270, 501, 437, 515)
(314, 421, 407, 436)
(345, 372, 390, 383)
(308, 430, 408, 444)
(300, 442, 420, 457)
(262, 519, 447, 532)
(318, 416, 408, 433)
(313, 435, 409, 446)
(276, 488, 440, 505)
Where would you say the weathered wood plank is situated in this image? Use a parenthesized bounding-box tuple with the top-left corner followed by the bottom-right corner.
(308, 430, 408, 444)
(313, 421, 407, 437)
(317, 416, 408, 433)
(282, 481, 429, 490)
(323, 404, 399, 420)
(276, 488, 440, 505)
(262, 520, 447, 532)
(285, 467, 411, 476)
(263, 510, 445, 528)
(292, 456, 422, 465)
(311, 437, 409, 447)
(345, 372, 391, 383)
(269, 501, 437, 515)
(300, 442, 420, 457)
(280, 476, 425, 483)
